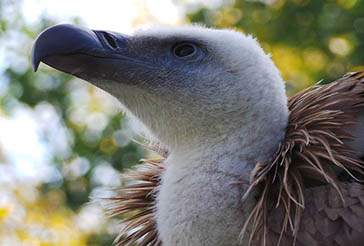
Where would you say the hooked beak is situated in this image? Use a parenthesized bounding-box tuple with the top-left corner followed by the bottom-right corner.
(31, 24, 150, 84)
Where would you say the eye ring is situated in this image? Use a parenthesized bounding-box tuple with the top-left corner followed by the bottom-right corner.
(172, 43, 197, 58)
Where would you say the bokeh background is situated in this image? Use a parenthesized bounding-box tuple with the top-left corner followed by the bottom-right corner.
(0, 0, 363, 245)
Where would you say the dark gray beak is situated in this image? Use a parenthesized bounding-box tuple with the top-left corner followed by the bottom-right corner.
(31, 24, 146, 84)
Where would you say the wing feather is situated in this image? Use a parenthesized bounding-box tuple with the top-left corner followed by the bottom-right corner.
(246, 70, 364, 245)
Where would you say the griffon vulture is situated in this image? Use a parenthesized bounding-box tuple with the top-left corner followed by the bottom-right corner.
(32, 24, 364, 246)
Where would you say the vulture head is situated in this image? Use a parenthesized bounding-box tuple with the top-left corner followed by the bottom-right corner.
(32, 24, 364, 246)
(32, 24, 288, 157)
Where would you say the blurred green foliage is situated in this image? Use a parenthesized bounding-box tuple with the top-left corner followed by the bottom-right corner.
(0, 0, 363, 246)
(0, 1, 145, 245)
(188, 0, 364, 94)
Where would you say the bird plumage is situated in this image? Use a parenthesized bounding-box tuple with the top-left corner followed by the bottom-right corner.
(31, 24, 364, 246)
(108, 72, 364, 246)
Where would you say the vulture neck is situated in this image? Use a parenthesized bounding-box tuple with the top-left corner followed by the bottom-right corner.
(156, 100, 289, 245)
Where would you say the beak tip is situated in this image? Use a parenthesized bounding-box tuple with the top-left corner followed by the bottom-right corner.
(31, 47, 40, 72)
(32, 63, 39, 72)
(31, 23, 103, 73)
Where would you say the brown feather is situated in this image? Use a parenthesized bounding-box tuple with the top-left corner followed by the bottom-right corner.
(246, 70, 364, 245)
(266, 183, 364, 246)
(108, 71, 364, 245)
(105, 148, 164, 246)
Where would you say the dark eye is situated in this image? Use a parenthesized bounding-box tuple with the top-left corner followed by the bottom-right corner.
(173, 43, 196, 58)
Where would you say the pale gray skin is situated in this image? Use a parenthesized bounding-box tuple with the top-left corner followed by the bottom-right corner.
(32, 24, 363, 245)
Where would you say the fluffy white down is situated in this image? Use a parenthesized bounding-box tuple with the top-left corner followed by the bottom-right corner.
(95, 25, 290, 245)
(157, 139, 256, 245)
(133, 26, 291, 245)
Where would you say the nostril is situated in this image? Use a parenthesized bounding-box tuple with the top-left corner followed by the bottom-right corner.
(102, 32, 118, 49)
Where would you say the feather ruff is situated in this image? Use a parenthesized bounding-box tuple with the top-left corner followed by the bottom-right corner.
(107, 71, 364, 246)
(244, 71, 364, 245)
(105, 145, 166, 246)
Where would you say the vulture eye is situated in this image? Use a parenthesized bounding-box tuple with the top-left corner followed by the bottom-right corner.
(173, 43, 197, 58)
